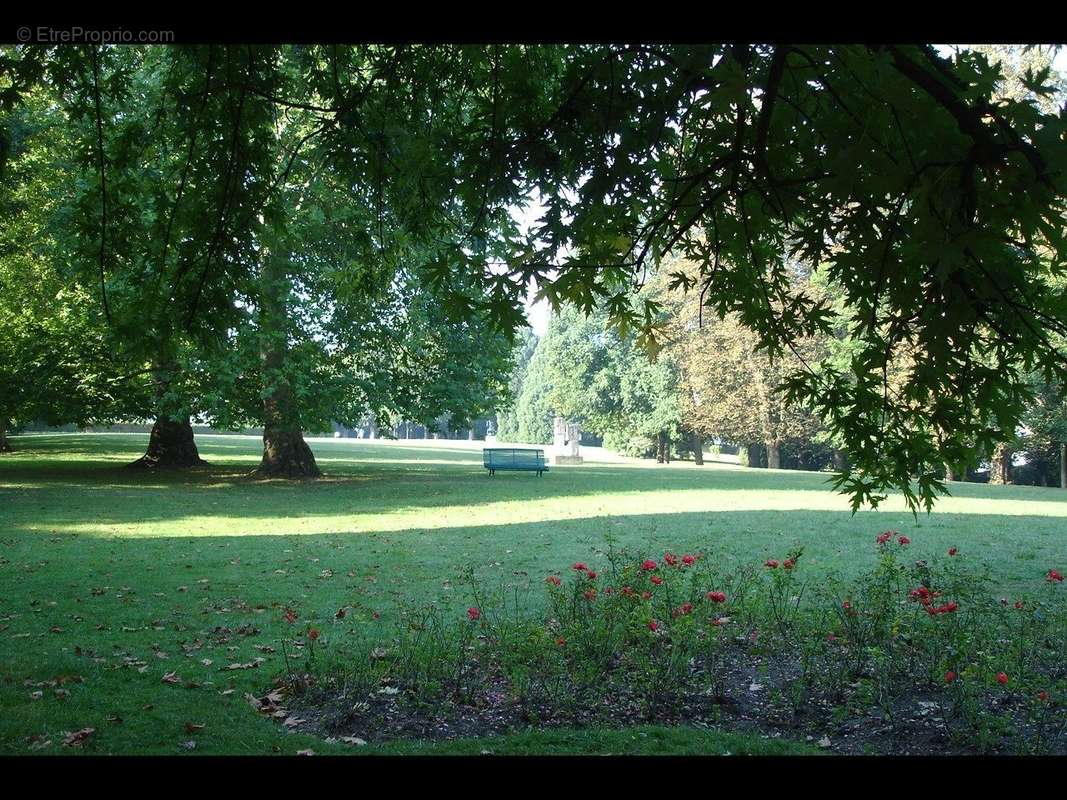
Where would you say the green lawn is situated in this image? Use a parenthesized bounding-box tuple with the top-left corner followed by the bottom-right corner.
(1, 432, 1064, 755)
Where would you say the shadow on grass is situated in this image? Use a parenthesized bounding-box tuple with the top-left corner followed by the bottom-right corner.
(2, 508, 1063, 594)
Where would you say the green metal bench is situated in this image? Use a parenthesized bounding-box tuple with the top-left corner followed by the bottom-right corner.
(483, 448, 549, 476)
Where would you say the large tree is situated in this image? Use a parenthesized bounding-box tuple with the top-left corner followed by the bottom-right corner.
(0, 81, 147, 450)
(464, 44, 1067, 510)
(666, 265, 828, 470)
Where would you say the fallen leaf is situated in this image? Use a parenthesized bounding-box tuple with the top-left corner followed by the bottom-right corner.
(63, 728, 95, 747)
(184, 722, 205, 734)
(161, 671, 181, 684)
(818, 736, 832, 749)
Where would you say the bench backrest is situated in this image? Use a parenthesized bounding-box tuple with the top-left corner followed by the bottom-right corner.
(483, 448, 546, 467)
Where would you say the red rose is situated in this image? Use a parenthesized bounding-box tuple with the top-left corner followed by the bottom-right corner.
(944, 670, 956, 684)
(675, 602, 693, 616)
(372, 611, 381, 620)
(641, 559, 657, 571)
(876, 532, 892, 545)
(556, 637, 566, 646)
(897, 535, 910, 545)
(783, 559, 795, 570)
(583, 588, 597, 601)
(948, 548, 958, 556)
(641, 591, 653, 600)
(663, 553, 678, 567)
(682, 555, 696, 566)
(648, 620, 659, 632)
(1014, 600, 1024, 610)
(467, 607, 481, 621)
(585, 570, 597, 580)
(621, 586, 635, 598)
(1038, 690, 1049, 703)
(572, 562, 588, 572)
(997, 672, 1009, 686)
(706, 591, 726, 603)
(764, 560, 779, 569)
(308, 628, 320, 641)
(650, 575, 663, 585)
(546, 575, 562, 586)
(1047, 569, 1064, 583)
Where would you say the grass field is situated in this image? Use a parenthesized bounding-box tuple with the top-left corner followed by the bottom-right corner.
(2, 432, 1065, 755)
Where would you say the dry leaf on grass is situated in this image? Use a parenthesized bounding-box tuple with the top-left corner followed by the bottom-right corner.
(62, 728, 95, 747)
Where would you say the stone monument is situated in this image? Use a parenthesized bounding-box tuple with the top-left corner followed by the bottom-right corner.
(553, 415, 584, 465)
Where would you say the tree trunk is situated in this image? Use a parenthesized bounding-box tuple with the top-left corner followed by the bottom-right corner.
(254, 236, 320, 479)
(656, 431, 666, 463)
(128, 414, 206, 469)
(766, 440, 781, 470)
(1061, 443, 1066, 489)
(0, 421, 10, 453)
(990, 442, 1013, 485)
(692, 432, 704, 466)
(747, 443, 763, 468)
(128, 360, 206, 469)
(832, 448, 848, 471)
(944, 463, 957, 482)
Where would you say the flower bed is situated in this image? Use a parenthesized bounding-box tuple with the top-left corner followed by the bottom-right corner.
(257, 534, 1066, 755)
